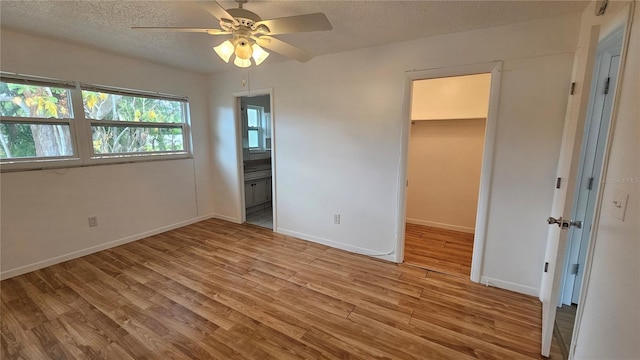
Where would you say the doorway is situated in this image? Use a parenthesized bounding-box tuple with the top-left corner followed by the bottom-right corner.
(397, 62, 502, 281)
(237, 92, 275, 230)
(554, 26, 623, 358)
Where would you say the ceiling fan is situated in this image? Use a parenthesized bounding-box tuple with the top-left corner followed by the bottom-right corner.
(132, 0, 332, 68)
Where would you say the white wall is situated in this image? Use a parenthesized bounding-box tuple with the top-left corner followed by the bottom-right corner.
(245, 94, 271, 113)
(573, 3, 639, 358)
(0, 30, 214, 278)
(406, 119, 485, 233)
(411, 74, 491, 120)
(209, 14, 581, 294)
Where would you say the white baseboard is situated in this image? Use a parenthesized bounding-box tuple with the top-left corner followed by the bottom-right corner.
(480, 276, 540, 297)
(212, 213, 242, 224)
(406, 218, 475, 234)
(276, 228, 397, 263)
(0, 214, 216, 280)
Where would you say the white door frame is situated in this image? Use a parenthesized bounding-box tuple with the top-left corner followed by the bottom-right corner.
(395, 61, 502, 283)
(233, 88, 277, 230)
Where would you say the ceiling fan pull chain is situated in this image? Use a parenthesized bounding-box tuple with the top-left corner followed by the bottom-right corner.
(241, 69, 251, 94)
(246, 68, 251, 96)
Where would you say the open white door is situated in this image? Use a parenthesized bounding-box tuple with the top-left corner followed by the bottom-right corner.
(562, 34, 622, 306)
(539, 2, 634, 356)
(538, 25, 603, 358)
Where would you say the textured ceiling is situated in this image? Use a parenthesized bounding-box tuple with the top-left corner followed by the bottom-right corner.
(0, 0, 588, 74)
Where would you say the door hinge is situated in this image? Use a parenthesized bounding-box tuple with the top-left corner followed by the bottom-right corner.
(587, 177, 594, 190)
(571, 263, 579, 275)
(406, 180, 409, 187)
(604, 77, 611, 94)
(544, 262, 549, 273)
(556, 177, 562, 189)
(570, 82, 576, 95)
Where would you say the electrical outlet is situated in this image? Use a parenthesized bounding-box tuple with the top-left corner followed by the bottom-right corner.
(88, 216, 98, 227)
(334, 214, 340, 224)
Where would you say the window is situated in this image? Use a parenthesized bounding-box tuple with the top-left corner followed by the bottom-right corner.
(0, 73, 191, 171)
(81, 88, 187, 156)
(247, 105, 263, 150)
(0, 78, 77, 163)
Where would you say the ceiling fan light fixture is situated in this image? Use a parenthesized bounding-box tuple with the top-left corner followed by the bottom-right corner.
(251, 44, 269, 65)
(234, 57, 251, 68)
(134, 1, 333, 68)
(213, 40, 234, 63)
(234, 39, 253, 60)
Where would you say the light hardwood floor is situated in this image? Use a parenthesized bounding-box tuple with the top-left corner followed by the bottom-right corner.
(404, 223, 474, 277)
(1, 218, 562, 359)
(554, 304, 577, 359)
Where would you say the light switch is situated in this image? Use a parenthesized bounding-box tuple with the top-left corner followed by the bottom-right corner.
(612, 189, 629, 221)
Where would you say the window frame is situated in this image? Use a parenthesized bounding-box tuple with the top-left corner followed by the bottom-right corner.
(0, 73, 192, 172)
(80, 84, 191, 164)
(246, 105, 264, 151)
(0, 74, 84, 171)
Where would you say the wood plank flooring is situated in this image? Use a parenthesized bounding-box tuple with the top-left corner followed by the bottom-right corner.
(1, 218, 562, 359)
(404, 223, 473, 277)
(554, 304, 577, 359)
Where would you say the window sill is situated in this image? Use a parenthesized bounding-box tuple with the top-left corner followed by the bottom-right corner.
(1, 153, 193, 173)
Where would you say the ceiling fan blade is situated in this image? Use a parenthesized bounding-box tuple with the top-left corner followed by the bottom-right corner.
(255, 13, 332, 36)
(132, 27, 230, 35)
(198, 0, 237, 24)
(256, 36, 314, 63)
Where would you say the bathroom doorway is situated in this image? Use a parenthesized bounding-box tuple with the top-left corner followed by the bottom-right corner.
(237, 93, 274, 229)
